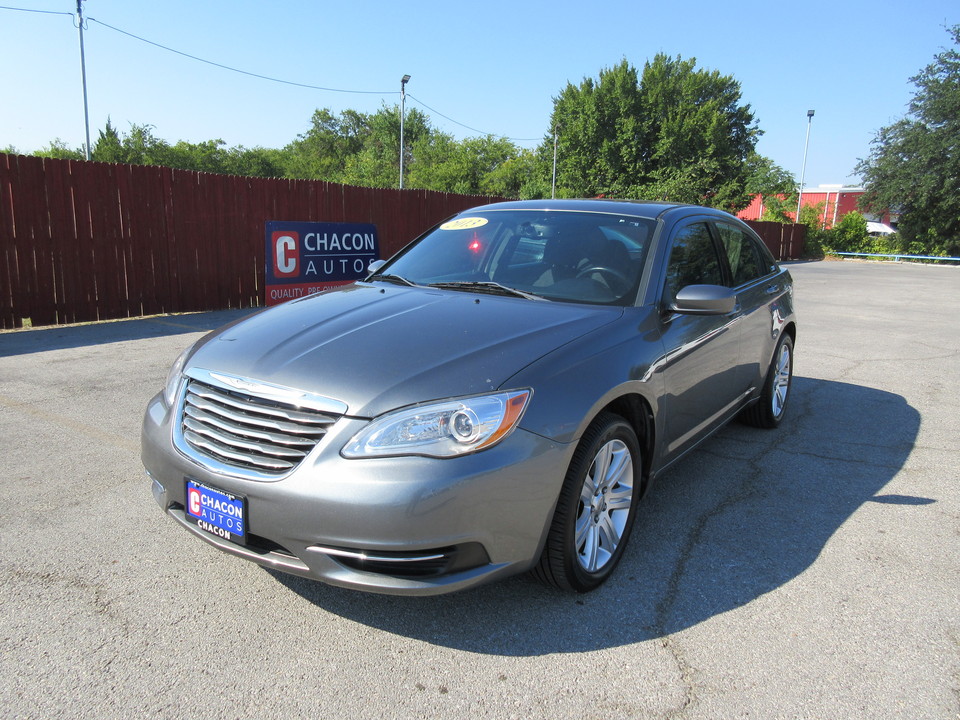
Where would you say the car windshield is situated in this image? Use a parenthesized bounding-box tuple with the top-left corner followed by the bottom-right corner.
(373, 210, 655, 305)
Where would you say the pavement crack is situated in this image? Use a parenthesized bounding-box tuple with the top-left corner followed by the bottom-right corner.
(659, 636, 696, 719)
(650, 406, 795, 717)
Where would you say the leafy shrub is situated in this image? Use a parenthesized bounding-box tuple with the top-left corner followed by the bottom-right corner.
(803, 228, 827, 259)
(828, 212, 870, 253)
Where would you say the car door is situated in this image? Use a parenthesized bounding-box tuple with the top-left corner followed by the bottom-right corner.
(713, 221, 783, 393)
(657, 220, 744, 461)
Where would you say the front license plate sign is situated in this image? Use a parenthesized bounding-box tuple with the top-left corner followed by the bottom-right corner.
(185, 479, 247, 545)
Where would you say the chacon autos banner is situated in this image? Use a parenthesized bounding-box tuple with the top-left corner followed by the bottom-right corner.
(265, 221, 380, 306)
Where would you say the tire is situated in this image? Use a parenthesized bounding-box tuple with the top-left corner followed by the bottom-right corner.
(532, 412, 641, 592)
(741, 334, 793, 429)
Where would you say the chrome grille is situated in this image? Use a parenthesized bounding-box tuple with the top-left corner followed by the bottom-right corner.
(177, 374, 342, 475)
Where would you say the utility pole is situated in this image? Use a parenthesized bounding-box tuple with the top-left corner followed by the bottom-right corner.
(551, 125, 558, 199)
(77, 0, 92, 160)
(399, 75, 410, 189)
(795, 110, 815, 223)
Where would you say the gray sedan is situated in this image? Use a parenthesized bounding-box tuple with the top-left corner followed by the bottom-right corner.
(141, 199, 796, 595)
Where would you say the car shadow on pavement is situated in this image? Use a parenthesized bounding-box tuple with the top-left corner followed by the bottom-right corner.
(0, 309, 257, 357)
(270, 375, 922, 656)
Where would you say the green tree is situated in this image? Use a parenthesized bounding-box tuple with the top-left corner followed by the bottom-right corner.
(759, 194, 798, 224)
(856, 25, 960, 256)
(117, 124, 172, 166)
(91, 118, 124, 162)
(283, 108, 368, 180)
(549, 60, 644, 198)
(166, 139, 230, 173)
(32, 139, 83, 160)
(223, 145, 288, 178)
(797, 201, 824, 228)
(344, 105, 432, 188)
(548, 56, 760, 209)
(19, 105, 526, 195)
(485, 147, 549, 199)
(408, 133, 528, 196)
(637, 54, 759, 209)
(89, 119, 287, 176)
(408, 132, 473, 193)
(745, 152, 795, 199)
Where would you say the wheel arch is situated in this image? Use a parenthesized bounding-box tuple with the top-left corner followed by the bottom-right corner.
(597, 393, 655, 496)
(782, 320, 797, 347)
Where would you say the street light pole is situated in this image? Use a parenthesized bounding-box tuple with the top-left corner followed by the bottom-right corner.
(399, 74, 410, 189)
(551, 125, 558, 199)
(77, 0, 92, 161)
(795, 109, 815, 223)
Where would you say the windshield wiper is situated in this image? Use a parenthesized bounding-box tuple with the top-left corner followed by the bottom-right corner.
(369, 273, 418, 287)
(427, 281, 544, 301)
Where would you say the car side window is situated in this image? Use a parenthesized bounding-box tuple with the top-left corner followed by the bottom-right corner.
(664, 222, 724, 303)
(716, 223, 768, 287)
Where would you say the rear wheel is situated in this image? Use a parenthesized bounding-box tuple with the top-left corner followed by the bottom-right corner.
(533, 412, 640, 592)
(741, 334, 793, 429)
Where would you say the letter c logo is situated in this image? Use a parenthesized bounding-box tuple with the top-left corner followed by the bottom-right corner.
(188, 487, 201, 517)
(273, 232, 299, 278)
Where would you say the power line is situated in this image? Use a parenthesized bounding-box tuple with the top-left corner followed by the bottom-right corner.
(0, 5, 546, 144)
(0, 4, 72, 17)
(408, 94, 541, 143)
(86, 17, 394, 96)
(88, 18, 543, 142)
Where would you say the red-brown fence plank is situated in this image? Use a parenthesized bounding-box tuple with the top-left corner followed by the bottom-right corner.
(44, 157, 79, 324)
(66, 161, 91, 321)
(0, 154, 20, 328)
(95, 163, 125, 319)
(140, 164, 173, 316)
(121, 163, 143, 315)
(11, 154, 59, 325)
(745, 220, 805, 261)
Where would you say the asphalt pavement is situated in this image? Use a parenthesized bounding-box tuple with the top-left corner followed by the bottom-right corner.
(1, 260, 957, 719)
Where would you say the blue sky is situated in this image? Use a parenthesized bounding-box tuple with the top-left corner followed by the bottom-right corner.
(2, 0, 957, 188)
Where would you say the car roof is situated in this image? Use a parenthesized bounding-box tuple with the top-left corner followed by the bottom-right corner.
(464, 198, 731, 221)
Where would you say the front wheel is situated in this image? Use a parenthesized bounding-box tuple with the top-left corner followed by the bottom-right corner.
(532, 412, 641, 592)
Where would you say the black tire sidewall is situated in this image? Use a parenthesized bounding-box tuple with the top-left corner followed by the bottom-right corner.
(558, 413, 641, 592)
(765, 334, 793, 427)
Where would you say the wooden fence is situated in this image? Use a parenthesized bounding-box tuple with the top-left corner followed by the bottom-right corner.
(746, 220, 806, 262)
(0, 153, 508, 329)
(0, 152, 805, 329)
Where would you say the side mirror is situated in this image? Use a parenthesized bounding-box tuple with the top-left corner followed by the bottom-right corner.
(367, 259, 387, 275)
(671, 284, 737, 315)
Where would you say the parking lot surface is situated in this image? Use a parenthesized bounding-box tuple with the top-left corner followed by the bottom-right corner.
(1, 260, 958, 719)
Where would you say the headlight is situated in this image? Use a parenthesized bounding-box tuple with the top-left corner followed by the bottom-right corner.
(342, 390, 531, 459)
(162, 344, 194, 407)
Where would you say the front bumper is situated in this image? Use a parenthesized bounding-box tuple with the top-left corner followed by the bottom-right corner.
(142, 393, 572, 596)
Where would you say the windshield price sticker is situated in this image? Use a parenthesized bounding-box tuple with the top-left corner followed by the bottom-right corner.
(439, 217, 488, 231)
(185, 479, 247, 545)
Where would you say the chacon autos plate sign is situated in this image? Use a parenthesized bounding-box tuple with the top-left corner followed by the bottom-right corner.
(185, 479, 247, 545)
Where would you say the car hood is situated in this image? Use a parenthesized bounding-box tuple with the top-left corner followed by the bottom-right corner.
(186, 283, 622, 418)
